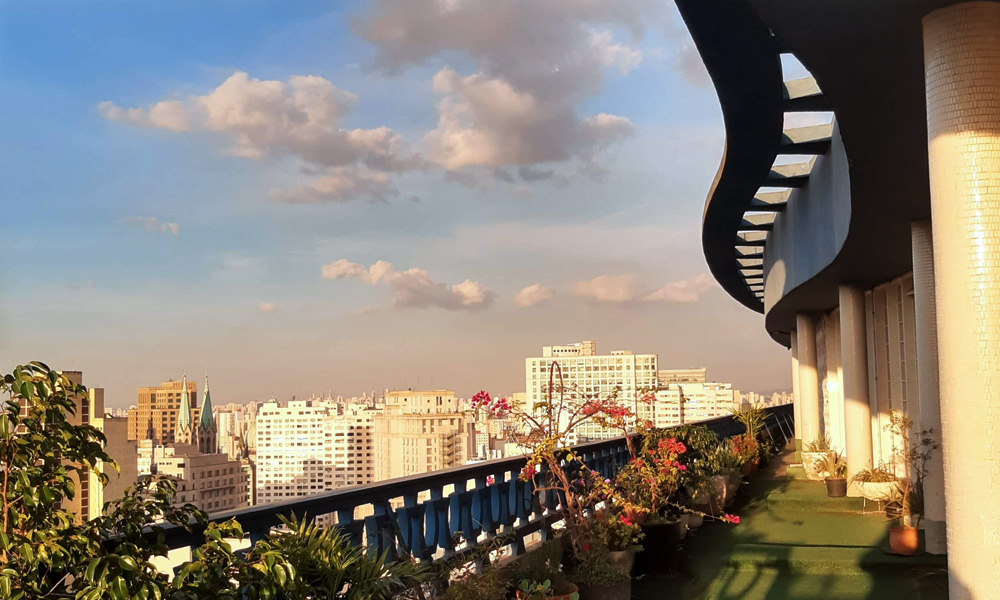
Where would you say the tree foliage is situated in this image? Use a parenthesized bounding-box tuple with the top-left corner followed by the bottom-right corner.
(0, 362, 425, 600)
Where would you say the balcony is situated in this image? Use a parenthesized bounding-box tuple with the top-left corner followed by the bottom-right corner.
(151, 403, 949, 599)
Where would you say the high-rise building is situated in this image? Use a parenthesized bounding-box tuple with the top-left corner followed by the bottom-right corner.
(57, 371, 106, 522)
(525, 342, 659, 441)
(646, 369, 741, 428)
(101, 415, 138, 510)
(374, 390, 472, 480)
(127, 377, 199, 443)
(255, 399, 378, 505)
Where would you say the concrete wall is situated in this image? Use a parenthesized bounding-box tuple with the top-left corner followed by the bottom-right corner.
(763, 122, 853, 313)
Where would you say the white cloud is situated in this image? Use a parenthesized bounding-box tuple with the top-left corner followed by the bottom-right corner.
(356, 0, 659, 181)
(575, 273, 716, 303)
(259, 302, 278, 313)
(515, 284, 554, 308)
(644, 273, 717, 302)
(270, 166, 397, 204)
(322, 259, 494, 311)
(100, 72, 423, 203)
(118, 216, 179, 236)
(575, 274, 644, 303)
(99, 100, 190, 132)
(676, 42, 711, 88)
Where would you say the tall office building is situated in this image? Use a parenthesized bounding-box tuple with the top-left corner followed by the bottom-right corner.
(525, 341, 659, 441)
(101, 415, 139, 509)
(374, 390, 472, 481)
(127, 377, 199, 443)
(255, 399, 378, 505)
(56, 371, 106, 522)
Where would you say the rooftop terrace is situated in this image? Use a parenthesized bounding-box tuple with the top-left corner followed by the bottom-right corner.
(636, 448, 949, 600)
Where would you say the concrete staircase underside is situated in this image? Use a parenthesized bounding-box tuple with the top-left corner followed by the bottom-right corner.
(633, 448, 949, 600)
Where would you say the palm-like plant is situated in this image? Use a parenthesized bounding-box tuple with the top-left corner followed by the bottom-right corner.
(252, 514, 427, 600)
(729, 405, 768, 439)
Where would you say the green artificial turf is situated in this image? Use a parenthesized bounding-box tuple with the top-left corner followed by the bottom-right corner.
(631, 447, 949, 600)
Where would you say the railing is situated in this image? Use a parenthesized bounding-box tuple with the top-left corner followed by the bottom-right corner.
(158, 404, 794, 563)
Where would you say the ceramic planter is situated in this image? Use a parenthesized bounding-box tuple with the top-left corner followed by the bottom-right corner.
(577, 579, 630, 600)
(607, 550, 635, 575)
(857, 481, 900, 502)
(889, 526, 919, 555)
(825, 477, 847, 497)
(687, 513, 704, 530)
(709, 475, 728, 514)
(801, 451, 832, 481)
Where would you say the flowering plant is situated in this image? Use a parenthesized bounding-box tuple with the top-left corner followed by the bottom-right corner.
(614, 437, 688, 523)
(471, 363, 641, 559)
(727, 434, 759, 467)
(590, 509, 643, 553)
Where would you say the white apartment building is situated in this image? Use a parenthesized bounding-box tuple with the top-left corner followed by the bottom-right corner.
(255, 399, 378, 505)
(374, 390, 472, 481)
(525, 341, 659, 442)
(644, 368, 741, 428)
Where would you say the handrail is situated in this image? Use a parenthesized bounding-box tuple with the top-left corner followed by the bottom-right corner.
(154, 404, 795, 562)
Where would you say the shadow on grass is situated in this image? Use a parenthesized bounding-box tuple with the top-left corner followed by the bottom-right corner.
(631, 445, 950, 600)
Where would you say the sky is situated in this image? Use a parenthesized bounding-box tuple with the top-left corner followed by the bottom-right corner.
(0, 0, 793, 409)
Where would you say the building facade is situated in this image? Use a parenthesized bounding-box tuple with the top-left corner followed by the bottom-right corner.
(679, 1, 1000, 595)
(525, 341, 658, 441)
(138, 441, 250, 514)
(374, 390, 472, 481)
(254, 399, 378, 505)
(647, 369, 741, 428)
(127, 377, 199, 443)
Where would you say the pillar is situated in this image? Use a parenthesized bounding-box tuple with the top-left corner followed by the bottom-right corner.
(796, 313, 822, 448)
(839, 285, 874, 497)
(911, 221, 946, 554)
(924, 4, 1000, 594)
(790, 332, 802, 458)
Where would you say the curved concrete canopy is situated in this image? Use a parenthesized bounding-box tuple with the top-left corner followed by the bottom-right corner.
(678, 0, 978, 345)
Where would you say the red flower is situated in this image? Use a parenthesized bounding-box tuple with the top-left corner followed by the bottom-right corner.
(722, 514, 740, 525)
(486, 475, 495, 486)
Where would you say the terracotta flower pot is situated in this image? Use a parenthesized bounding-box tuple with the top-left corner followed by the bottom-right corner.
(889, 526, 919, 555)
(825, 477, 847, 497)
(517, 581, 579, 600)
(577, 579, 630, 600)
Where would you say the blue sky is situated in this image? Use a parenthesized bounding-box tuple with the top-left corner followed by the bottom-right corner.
(0, 0, 791, 407)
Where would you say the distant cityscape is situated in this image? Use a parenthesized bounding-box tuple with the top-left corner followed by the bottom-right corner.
(64, 340, 792, 520)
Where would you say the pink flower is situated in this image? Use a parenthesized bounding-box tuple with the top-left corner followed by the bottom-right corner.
(486, 475, 495, 486)
(723, 514, 740, 524)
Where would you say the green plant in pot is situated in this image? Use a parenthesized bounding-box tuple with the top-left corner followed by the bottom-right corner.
(801, 436, 834, 481)
(815, 451, 848, 497)
(517, 579, 580, 600)
(590, 509, 643, 575)
(850, 464, 900, 502)
(565, 541, 630, 600)
(729, 404, 769, 471)
(883, 410, 938, 556)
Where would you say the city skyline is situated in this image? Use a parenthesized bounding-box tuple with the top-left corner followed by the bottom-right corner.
(0, 0, 794, 405)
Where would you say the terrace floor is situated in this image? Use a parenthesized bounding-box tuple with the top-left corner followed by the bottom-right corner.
(633, 447, 949, 600)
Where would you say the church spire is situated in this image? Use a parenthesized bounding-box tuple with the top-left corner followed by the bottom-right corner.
(200, 372, 215, 429)
(175, 371, 193, 444)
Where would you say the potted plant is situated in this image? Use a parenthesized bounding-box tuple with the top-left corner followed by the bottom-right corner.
(591, 509, 643, 575)
(566, 542, 631, 600)
(850, 465, 900, 502)
(801, 436, 833, 481)
(816, 451, 848, 497)
(516, 579, 580, 600)
(883, 410, 938, 556)
(729, 404, 768, 474)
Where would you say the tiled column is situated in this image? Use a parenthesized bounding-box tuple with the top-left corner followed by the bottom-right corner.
(790, 331, 802, 459)
(911, 221, 946, 555)
(924, 3, 1000, 593)
(796, 313, 822, 447)
(839, 285, 874, 497)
